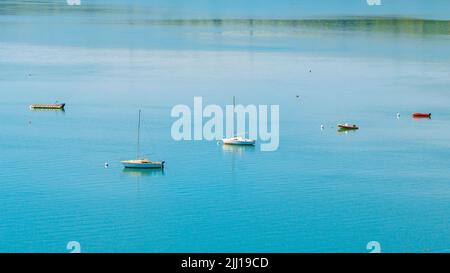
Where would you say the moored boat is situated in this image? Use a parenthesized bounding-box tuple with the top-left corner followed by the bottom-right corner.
(222, 136, 256, 146)
(221, 96, 256, 146)
(412, 112, 431, 118)
(30, 103, 65, 110)
(337, 123, 359, 130)
(121, 110, 165, 169)
(121, 159, 165, 169)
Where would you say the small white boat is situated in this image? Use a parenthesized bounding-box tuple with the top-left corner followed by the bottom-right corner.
(221, 96, 256, 146)
(121, 159, 165, 169)
(222, 136, 256, 146)
(121, 110, 165, 169)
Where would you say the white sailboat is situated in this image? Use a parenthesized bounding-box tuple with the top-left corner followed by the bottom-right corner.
(222, 96, 256, 146)
(121, 110, 165, 169)
(222, 136, 256, 146)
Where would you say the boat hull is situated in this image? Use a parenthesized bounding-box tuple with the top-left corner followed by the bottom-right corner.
(223, 140, 256, 146)
(337, 125, 359, 130)
(412, 113, 431, 118)
(30, 103, 65, 110)
(121, 160, 165, 169)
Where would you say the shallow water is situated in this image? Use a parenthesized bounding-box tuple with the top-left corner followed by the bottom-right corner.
(0, 1, 450, 253)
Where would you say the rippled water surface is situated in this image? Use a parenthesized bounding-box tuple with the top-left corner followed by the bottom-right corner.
(0, 1, 450, 252)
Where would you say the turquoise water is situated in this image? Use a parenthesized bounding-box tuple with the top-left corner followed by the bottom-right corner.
(1, 1, 450, 253)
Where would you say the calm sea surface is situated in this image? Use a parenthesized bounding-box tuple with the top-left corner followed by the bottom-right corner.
(0, 1, 449, 252)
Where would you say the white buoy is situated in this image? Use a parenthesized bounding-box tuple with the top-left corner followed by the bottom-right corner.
(321, 125, 324, 130)
(104, 163, 109, 168)
(396, 113, 400, 119)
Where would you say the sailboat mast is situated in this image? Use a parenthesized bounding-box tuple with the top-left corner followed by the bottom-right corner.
(232, 96, 236, 137)
(137, 109, 141, 159)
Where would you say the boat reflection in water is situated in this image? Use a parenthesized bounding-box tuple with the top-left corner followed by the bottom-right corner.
(221, 142, 256, 155)
(122, 168, 165, 177)
(337, 128, 359, 134)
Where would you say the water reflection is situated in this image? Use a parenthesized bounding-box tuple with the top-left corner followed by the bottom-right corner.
(0, 0, 120, 16)
(133, 19, 450, 36)
(1, 0, 448, 37)
(29, 108, 65, 113)
(122, 168, 165, 177)
(221, 143, 256, 155)
(337, 128, 359, 134)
